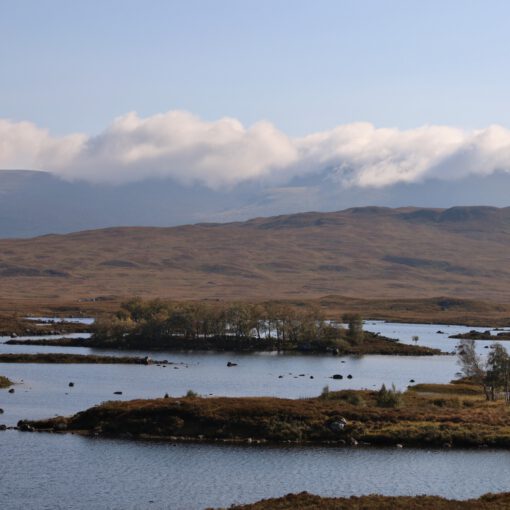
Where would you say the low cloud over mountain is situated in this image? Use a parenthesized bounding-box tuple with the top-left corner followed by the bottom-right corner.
(3, 111, 510, 190)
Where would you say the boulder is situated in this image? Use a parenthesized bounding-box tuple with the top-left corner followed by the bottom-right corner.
(68, 382, 74, 387)
(332, 374, 343, 380)
(329, 418, 348, 432)
(18, 421, 34, 432)
(8, 388, 14, 394)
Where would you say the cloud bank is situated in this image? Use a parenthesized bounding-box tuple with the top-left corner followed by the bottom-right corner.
(2, 111, 510, 189)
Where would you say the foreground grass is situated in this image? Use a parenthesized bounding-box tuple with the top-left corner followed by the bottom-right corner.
(0, 353, 163, 364)
(0, 375, 13, 388)
(22, 382, 510, 448)
(210, 491, 510, 510)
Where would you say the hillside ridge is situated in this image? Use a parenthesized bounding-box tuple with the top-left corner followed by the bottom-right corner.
(0, 205, 509, 304)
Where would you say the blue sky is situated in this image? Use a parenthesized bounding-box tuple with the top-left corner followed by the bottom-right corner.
(2, 0, 510, 136)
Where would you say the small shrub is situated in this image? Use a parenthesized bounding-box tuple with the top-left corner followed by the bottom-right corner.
(345, 392, 365, 406)
(185, 389, 199, 398)
(320, 385, 330, 399)
(375, 384, 402, 408)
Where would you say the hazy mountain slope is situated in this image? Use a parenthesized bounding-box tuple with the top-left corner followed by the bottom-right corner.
(0, 206, 509, 303)
(3, 170, 510, 238)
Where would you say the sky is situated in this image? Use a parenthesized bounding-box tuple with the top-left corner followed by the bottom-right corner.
(1, 0, 510, 210)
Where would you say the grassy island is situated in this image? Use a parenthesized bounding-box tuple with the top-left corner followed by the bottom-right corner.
(0, 375, 13, 388)
(0, 353, 167, 364)
(210, 491, 510, 510)
(22, 381, 510, 448)
(450, 330, 510, 341)
(81, 298, 441, 355)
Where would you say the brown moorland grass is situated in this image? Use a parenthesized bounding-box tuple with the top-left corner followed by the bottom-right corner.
(24, 382, 510, 448)
(209, 491, 510, 510)
(1, 207, 510, 310)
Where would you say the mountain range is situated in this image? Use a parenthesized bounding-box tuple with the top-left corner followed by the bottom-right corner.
(3, 169, 510, 238)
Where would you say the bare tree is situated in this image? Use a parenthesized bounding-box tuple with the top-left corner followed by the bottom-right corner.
(456, 339, 490, 400)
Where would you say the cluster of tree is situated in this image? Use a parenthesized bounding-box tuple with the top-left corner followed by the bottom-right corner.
(457, 339, 510, 401)
(92, 298, 365, 352)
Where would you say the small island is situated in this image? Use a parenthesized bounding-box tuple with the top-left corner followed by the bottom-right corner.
(9, 298, 441, 356)
(450, 330, 510, 341)
(19, 379, 510, 448)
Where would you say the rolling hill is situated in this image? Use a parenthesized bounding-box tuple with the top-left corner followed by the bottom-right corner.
(0, 206, 510, 308)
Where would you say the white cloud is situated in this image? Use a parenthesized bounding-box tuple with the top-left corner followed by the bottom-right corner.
(2, 111, 510, 189)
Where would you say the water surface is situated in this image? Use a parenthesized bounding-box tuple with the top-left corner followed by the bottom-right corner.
(1, 432, 509, 510)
